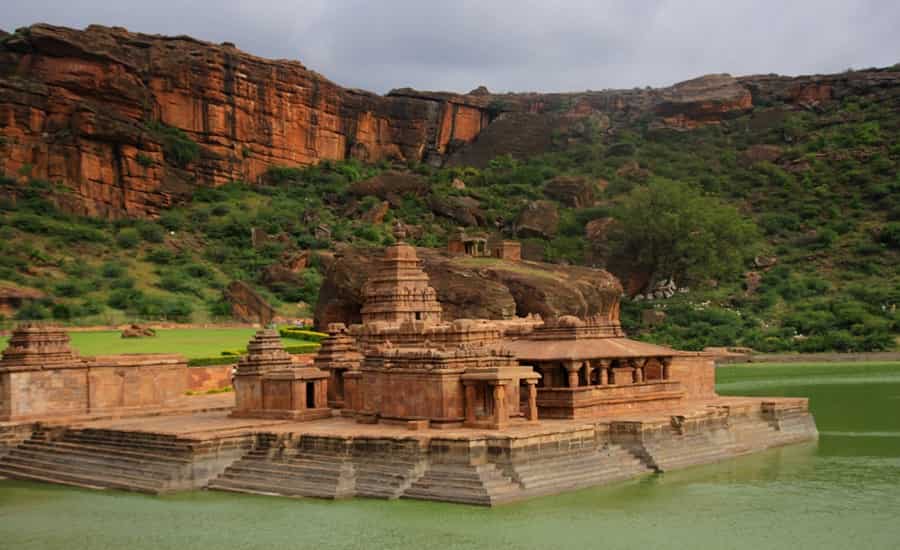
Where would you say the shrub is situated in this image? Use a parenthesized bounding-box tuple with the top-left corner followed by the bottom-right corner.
(137, 222, 166, 243)
(101, 261, 127, 279)
(879, 222, 900, 249)
(14, 301, 50, 320)
(159, 210, 186, 231)
(187, 356, 239, 367)
(279, 327, 328, 342)
(146, 121, 199, 168)
(107, 288, 145, 310)
(284, 343, 321, 354)
(146, 248, 175, 264)
(116, 228, 141, 248)
(136, 153, 154, 168)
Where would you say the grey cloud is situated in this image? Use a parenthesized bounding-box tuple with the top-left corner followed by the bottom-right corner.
(3, 0, 899, 94)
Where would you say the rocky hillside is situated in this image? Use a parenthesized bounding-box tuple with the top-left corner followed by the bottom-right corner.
(1, 23, 898, 353)
(3, 24, 897, 219)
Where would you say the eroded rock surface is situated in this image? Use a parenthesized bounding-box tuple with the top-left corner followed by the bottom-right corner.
(315, 246, 622, 327)
(2, 24, 897, 218)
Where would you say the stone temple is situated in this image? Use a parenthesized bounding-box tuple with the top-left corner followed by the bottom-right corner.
(0, 231, 818, 505)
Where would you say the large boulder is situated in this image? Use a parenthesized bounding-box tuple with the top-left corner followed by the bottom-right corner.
(543, 175, 597, 208)
(349, 171, 429, 204)
(516, 200, 559, 239)
(224, 281, 275, 325)
(427, 194, 486, 226)
(314, 246, 623, 328)
(655, 74, 753, 129)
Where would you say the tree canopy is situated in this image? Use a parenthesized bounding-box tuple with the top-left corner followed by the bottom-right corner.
(610, 178, 761, 288)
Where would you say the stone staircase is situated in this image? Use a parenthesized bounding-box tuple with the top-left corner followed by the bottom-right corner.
(402, 462, 522, 506)
(354, 455, 427, 499)
(0, 427, 197, 493)
(640, 410, 819, 472)
(208, 437, 355, 499)
(640, 430, 738, 472)
(509, 443, 653, 498)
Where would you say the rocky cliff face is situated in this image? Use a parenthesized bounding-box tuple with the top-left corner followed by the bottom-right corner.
(2, 23, 897, 219)
(0, 24, 495, 218)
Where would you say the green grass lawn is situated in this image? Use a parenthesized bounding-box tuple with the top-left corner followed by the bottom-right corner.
(0, 328, 257, 359)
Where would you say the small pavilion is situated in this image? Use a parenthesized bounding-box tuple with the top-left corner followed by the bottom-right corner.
(504, 315, 683, 419)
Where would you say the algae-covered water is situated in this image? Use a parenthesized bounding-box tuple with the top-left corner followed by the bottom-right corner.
(2, 362, 899, 550)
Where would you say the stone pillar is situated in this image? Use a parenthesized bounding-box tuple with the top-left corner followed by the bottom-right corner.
(583, 362, 593, 386)
(493, 383, 508, 428)
(566, 362, 580, 388)
(598, 360, 610, 386)
(297, 381, 308, 409)
(631, 363, 641, 384)
(464, 383, 477, 424)
(662, 359, 672, 380)
(316, 379, 328, 409)
(525, 381, 538, 421)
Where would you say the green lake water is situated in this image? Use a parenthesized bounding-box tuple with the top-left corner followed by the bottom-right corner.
(1, 362, 899, 550)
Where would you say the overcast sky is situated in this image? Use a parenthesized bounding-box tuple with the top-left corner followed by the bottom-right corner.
(4, 1, 899, 94)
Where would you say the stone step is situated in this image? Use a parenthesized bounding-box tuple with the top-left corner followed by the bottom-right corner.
(62, 433, 193, 451)
(520, 468, 650, 497)
(208, 478, 335, 499)
(518, 465, 648, 492)
(211, 473, 348, 499)
(225, 462, 347, 484)
(512, 451, 642, 474)
(0, 459, 165, 493)
(20, 440, 191, 465)
(5, 447, 181, 481)
(55, 436, 194, 457)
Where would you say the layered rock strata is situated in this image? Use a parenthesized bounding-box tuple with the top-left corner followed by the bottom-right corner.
(3, 24, 895, 218)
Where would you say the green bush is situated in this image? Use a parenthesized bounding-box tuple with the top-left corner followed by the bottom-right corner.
(284, 343, 321, 354)
(137, 223, 166, 243)
(279, 327, 328, 342)
(136, 153, 154, 168)
(880, 222, 900, 249)
(116, 228, 141, 248)
(187, 356, 239, 367)
(146, 121, 199, 168)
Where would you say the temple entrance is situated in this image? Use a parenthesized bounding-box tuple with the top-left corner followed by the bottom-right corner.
(306, 382, 316, 408)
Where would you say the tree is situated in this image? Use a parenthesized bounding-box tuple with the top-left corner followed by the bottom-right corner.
(610, 178, 760, 289)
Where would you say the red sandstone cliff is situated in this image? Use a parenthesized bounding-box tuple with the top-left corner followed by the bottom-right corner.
(0, 24, 494, 218)
(1, 24, 897, 219)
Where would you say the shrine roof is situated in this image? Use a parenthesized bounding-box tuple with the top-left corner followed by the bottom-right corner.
(503, 336, 681, 361)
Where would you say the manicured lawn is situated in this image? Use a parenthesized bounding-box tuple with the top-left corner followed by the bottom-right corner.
(0, 328, 258, 359)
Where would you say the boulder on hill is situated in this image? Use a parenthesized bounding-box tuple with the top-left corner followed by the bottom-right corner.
(516, 200, 559, 239)
(0, 285, 46, 317)
(225, 281, 275, 326)
(655, 74, 753, 129)
(427, 194, 486, 227)
(314, 246, 623, 328)
(361, 200, 390, 224)
(543, 175, 597, 208)
(349, 171, 429, 204)
(741, 144, 783, 165)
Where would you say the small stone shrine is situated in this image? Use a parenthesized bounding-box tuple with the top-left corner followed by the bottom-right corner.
(231, 329, 330, 420)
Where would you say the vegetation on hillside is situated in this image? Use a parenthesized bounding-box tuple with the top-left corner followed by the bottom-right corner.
(1, 91, 897, 352)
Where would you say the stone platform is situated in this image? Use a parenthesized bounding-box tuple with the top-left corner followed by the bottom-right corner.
(0, 394, 817, 505)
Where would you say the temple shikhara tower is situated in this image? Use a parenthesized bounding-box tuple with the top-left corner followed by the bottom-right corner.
(360, 223, 443, 324)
